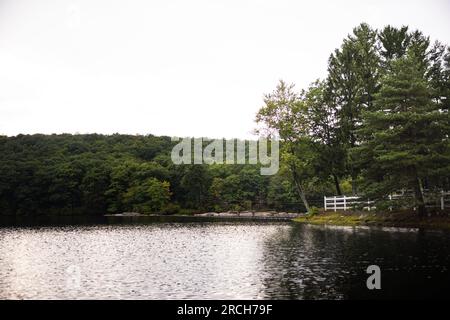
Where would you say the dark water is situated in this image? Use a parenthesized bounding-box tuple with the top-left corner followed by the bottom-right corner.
(0, 218, 449, 299)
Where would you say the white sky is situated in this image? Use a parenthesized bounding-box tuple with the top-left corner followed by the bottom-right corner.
(1, 0, 449, 139)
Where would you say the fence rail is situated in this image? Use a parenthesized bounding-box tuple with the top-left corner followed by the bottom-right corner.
(324, 196, 375, 211)
(324, 191, 450, 211)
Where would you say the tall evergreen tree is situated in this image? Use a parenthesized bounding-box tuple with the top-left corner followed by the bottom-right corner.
(355, 51, 449, 216)
(378, 25, 410, 69)
(327, 23, 380, 194)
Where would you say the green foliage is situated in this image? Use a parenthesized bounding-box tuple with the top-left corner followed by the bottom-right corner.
(256, 23, 449, 214)
(162, 203, 181, 215)
(326, 23, 381, 194)
(179, 165, 211, 210)
(1, 23, 449, 218)
(354, 50, 449, 215)
(307, 206, 319, 216)
(0, 134, 278, 215)
(123, 178, 171, 214)
(256, 80, 313, 211)
(209, 166, 268, 211)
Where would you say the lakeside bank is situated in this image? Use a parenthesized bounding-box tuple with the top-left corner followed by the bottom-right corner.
(4, 211, 449, 229)
(105, 211, 302, 222)
(293, 211, 450, 230)
(106, 210, 450, 230)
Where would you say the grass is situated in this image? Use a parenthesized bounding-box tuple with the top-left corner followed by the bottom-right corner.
(293, 210, 450, 230)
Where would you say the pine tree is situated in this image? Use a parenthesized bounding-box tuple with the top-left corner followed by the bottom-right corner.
(327, 23, 380, 194)
(378, 25, 410, 69)
(355, 51, 449, 216)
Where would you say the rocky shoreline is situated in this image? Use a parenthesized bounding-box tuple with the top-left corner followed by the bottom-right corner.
(194, 211, 302, 218)
(105, 211, 303, 219)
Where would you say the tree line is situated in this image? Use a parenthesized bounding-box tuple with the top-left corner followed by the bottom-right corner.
(0, 134, 321, 216)
(256, 23, 450, 216)
(0, 23, 449, 217)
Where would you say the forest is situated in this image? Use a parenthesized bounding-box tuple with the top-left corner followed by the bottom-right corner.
(0, 23, 449, 217)
(0, 134, 301, 215)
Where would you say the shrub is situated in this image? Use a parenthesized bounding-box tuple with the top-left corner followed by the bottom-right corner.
(162, 203, 180, 215)
(307, 206, 319, 216)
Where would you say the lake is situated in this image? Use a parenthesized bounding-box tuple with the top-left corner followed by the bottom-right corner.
(1, 217, 449, 299)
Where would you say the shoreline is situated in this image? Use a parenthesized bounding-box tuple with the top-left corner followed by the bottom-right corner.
(105, 211, 302, 218)
(105, 211, 303, 222)
(3, 211, 450, 230)
(293, 211, 450, 230)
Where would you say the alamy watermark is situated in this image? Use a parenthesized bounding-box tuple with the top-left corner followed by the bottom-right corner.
(171, 137, 279, 175)
(366, 265, 381, 290)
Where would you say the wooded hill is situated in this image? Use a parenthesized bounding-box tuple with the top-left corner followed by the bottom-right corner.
(1, 23, 449, 217)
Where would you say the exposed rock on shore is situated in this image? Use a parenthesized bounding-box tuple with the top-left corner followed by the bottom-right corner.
(105, 212, 144, 217)
(194, 211, 302, 218)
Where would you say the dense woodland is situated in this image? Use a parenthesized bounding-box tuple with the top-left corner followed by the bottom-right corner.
(1, 23, 449, 217)
(256, 23, 450, 216)
(0, 134, 313, 215)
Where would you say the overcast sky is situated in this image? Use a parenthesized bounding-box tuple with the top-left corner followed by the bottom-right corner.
(1, 0, 449, 139)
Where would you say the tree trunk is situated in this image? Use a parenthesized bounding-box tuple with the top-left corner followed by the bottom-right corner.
(351, 173, 358, 196)
(348, 152, 357, 195)
(332, 173, 342, 196)
(414, 177, 427, 217)
(291, 167, 310, 213)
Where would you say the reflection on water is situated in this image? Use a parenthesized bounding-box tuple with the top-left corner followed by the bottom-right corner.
(261, 224, 450, 299)
(0, 221, 449, 299)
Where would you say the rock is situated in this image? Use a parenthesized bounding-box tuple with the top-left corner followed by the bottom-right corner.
(119, 212, 143, 216)
(256, 212, 272, 217)
(239, 212, 253, 217)
(195, 212, 217, 217)
(217, 212, 235, 217)
(285, 212, 299, 218)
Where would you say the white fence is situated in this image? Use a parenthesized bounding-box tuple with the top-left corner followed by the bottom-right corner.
(324, 191, 450, 211)
(324, 196, 375, 211)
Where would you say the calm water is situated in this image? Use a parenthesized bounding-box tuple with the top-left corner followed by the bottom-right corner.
(0, 218, 449, 299)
